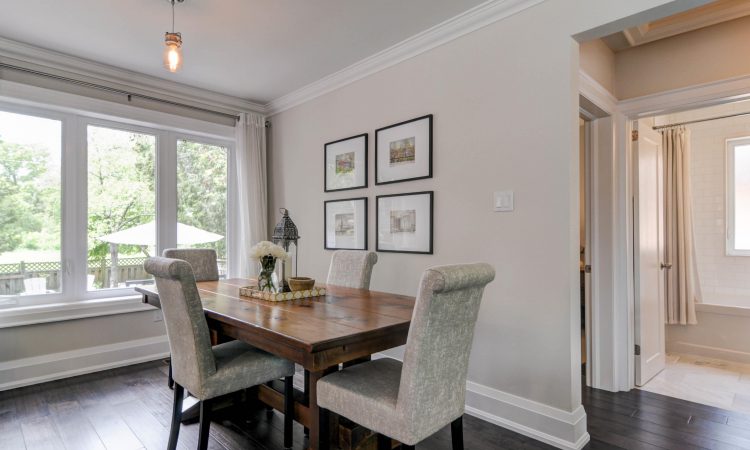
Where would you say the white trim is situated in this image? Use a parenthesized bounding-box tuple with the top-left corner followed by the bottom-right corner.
(579, 70, 617, 114)
(618, 73, 750, 117)
(0, 335, 169, 391)
(465, 381, 589, 450)
(696, 302, 750, 317)
(0, 296, 155, 328)
(0, 37, 264, 115)
(666, 341, 750, 365)
(726, 137, 750, 256)
(265, 0, 545, 115)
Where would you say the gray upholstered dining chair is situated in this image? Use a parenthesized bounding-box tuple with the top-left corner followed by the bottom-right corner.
(144, 257, 296, 450)
(162, 248, 220, 281)
(160, 248, 220, 390)
(326, 250, 378, 289)
(316, 263, 495, 450)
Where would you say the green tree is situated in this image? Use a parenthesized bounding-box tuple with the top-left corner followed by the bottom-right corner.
(0, 140, 58, 254)
(87, 129, 156, 260)
(177, 141, 228, 258)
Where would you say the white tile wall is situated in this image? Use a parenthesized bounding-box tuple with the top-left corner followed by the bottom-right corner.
(659, 113, 750, 300)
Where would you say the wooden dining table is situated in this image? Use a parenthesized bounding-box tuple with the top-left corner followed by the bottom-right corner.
(136, 278, 415, 450)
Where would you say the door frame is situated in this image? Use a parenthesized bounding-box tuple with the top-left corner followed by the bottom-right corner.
(611, 75, 750, 391)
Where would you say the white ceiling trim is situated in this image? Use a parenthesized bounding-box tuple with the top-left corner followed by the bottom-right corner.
(579, 70, 617, 115)
(0, 36, 265, 115)
(264, 0, 546, 116)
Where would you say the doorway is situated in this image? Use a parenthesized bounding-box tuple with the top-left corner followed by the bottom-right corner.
(630, 99, 750, 413)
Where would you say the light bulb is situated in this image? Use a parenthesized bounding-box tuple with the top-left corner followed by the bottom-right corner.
(163, 32, 183, 73)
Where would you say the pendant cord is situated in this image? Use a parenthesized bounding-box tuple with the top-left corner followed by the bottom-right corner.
(171, 0, 175, 33)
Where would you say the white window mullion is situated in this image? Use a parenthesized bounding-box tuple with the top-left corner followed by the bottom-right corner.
(157, 132, 178, 255)
(61, 115, 86, 300)
(226, 143, 238, 278)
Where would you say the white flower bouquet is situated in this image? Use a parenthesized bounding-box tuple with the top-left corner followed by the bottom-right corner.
(250, 241, 288, 292)
(249, 241, 289, 261)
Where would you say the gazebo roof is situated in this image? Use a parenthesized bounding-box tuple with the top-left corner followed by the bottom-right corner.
(97, 221, 223, 246)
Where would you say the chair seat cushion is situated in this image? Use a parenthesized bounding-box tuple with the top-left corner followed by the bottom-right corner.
(317, 358, 406, 440)
(199, 340, 295, 400)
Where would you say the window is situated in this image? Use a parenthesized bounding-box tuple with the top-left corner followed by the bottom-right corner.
(87, 126, 156, 290)
(0, 110, 62, 299)
(0, 99, 234, 313)
(727, 138, 750, 256)
(177, 139, 228, 277)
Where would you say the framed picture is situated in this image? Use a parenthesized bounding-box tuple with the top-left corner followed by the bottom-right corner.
(324, 197, 368, 250)
(325, 133, 368, 192)
(376, 191, 433, 254)
(375, 114, 432, 185)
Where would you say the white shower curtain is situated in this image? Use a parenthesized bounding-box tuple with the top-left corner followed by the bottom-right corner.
(662, 126, 700, 325)
(231, 112, 267, 278)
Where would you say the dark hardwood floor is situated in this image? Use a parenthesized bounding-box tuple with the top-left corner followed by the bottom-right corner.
(1, 360, 750, 449)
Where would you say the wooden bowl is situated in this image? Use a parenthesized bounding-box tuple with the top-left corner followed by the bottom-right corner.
(288, 277, 315, 291)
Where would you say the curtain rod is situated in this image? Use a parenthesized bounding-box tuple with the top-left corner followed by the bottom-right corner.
(0, 62, 241, 122)
(653, 110, 750, 130)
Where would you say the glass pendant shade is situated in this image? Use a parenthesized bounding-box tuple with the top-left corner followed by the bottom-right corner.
(163, 32, 183, 73)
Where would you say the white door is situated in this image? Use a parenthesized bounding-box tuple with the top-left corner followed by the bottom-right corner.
(633, 119, 666, 386)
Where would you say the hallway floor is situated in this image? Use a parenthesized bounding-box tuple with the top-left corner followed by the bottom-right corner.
(639, 353, 750, 413)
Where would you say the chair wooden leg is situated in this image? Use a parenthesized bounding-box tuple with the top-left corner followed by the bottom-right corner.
(451, 416, 463, 450)
(167, 383, 184, 450)
(319, 407, 330, 450)
(303, 369, 310, 436)
(198, 399, 211, 450)
(284, 375, 294, 449)
(377, 434, 391, 450)
(167, 358, 174, 390)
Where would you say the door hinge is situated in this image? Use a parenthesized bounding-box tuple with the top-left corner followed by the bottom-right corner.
(584, 265, 592, 273)
(634, 344, 641, 356)
(632, 130, 639, 141)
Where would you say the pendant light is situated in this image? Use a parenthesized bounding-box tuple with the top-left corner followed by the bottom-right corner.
(163, 0, 184, 73)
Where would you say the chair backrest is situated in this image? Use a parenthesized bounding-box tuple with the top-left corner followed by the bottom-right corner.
(396, 263, 495, 437)
(162, 248, 220, 282)
(326, 250, 378, 289)
(144, 257, 216, 394)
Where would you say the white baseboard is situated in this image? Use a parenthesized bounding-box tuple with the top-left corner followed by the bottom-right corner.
(667, 341, 750, 365)
(465, 381, 589, 450)
(0, 335, 169, 391)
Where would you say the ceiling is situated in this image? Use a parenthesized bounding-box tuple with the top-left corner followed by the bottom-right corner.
(0, 0, 488, 104)
(602, 0, 750, 52)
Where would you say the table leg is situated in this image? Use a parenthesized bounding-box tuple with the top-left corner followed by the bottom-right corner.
(308, 367, 337, 450)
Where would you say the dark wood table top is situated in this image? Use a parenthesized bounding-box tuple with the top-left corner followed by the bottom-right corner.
(137, 278, 415, 357)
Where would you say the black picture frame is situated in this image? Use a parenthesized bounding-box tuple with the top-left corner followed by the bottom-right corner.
(375, 114, 433, 185)
(324, 197, 368, 250)
(324, 133, 368, 192)
(376, 191, 433, 254)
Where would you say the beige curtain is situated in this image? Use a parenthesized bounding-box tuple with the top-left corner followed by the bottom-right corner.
(662, 126, 700, 325)
(230, 112, 267, 278)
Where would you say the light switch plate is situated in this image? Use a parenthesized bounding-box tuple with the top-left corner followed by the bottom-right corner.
(494, 190, 514, 212)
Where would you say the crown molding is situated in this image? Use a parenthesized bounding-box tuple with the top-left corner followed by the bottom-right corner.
(265, 0, 546, 116)
(0, 36, 266, 115)
(579, 70, 618, 114)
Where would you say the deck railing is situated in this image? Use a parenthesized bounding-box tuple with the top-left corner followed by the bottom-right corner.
(0, 258, 227, 295)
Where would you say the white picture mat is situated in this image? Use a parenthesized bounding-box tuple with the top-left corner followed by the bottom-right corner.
(326, 135, 366, 190)
(377, 118, 430, 183)
(377, 193, 431, 252)
(326, 199, 367, 249)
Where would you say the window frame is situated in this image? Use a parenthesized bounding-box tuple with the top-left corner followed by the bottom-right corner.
(726, 137, 750, 256)
(0, 95, 236, 319)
